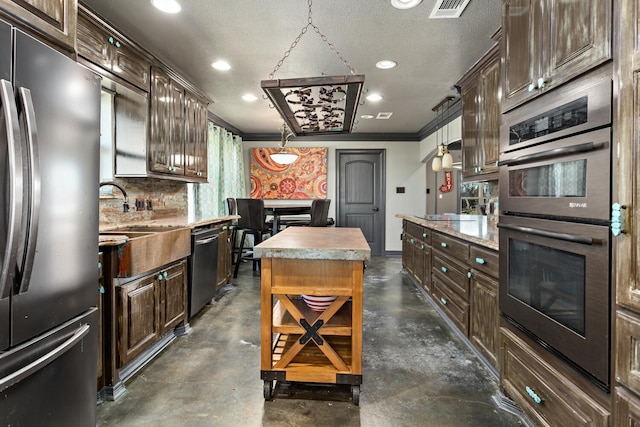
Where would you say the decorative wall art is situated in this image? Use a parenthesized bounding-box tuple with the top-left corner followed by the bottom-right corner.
(250, 147, 328, 199)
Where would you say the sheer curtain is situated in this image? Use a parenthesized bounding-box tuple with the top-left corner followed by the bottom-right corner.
(189, 121, 246, 217)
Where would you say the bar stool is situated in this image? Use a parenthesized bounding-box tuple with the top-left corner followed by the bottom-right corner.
(226, 198, 240, 265)
(233, 198, 273, 278)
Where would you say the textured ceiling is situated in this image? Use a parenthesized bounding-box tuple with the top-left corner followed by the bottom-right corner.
(80, 0, 501, 139)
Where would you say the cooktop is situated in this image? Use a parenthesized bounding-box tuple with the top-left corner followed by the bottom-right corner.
(420, 214, 479, 221)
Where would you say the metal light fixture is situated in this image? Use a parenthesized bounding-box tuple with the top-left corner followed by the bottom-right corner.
(269, 123, 299, 165)
(261, 0, 365, 137)
(432, 96, 454, 172)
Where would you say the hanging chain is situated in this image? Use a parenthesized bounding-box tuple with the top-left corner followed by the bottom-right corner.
(268, 0, 357, 79)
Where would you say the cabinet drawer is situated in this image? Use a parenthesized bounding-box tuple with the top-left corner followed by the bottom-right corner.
(432, 232, 469, 263)
(405, 221, 430, 244)
(469, 245, 498, 278)
(432, 253, 469, 300)
(433, 277, 469, 335)
(500, 327, 609, 427)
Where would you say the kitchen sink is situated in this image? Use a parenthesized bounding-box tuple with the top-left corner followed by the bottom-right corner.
(105, 225, 184, 233)
(99, 226, 191, 277)
(99, 230, 157, 237)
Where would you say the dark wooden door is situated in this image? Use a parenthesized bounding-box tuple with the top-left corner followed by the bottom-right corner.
(337, 150, 385, 256)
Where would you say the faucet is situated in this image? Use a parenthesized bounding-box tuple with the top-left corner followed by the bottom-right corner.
(99, 181, 129, 212)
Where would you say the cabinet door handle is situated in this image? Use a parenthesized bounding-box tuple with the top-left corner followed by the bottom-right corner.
(440, 242, 447, 248)
(158, 274, 163, 281)
(528, 82, 537, 92)
(525, 386, 543, 405)
(108, 36, 114, 44)
(410, 239, 414, 244)
(441, 266, 447, 273)
(163, 271, 168, 278)
(475, 257, 485, 265)
(440, 297, 447, 305)
(467, 271, 472, 279)
(115, 41, 121, 48)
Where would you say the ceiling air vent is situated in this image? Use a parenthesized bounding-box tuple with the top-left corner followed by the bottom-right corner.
(376, 112, 393, 119)
(429, 0, 471, 19)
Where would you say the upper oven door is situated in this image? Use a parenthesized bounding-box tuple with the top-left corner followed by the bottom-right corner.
(498, 215, 610, 387)
(498, 127, 611, 222)
(500, 77, 611, 154)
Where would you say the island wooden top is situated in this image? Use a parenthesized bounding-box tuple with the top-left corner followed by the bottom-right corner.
(254, 227, 371, 261)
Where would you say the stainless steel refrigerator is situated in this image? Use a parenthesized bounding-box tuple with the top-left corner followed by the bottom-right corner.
(0, 19, 100, 426)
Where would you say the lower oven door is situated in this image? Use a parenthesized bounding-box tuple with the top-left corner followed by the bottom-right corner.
(498, 215, 610, 387)
(498, 127, 611, 221)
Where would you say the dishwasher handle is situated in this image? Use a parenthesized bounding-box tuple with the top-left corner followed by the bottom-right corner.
(194, 234, 219, 246)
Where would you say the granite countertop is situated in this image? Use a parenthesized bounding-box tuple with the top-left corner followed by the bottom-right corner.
(396, 214, 499, 250)
(254, 227, 371, 261)
(98, 214, 239, 247)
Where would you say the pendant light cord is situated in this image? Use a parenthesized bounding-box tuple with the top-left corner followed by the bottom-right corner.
(268, 0, 357, 79)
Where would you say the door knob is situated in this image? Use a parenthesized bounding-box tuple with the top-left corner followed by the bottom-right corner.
(372, 207, 379, 211)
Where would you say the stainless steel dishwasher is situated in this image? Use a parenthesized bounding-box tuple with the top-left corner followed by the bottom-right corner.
(188, 227, 219, 318)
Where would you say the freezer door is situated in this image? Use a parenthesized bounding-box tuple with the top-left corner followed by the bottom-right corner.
(0, 308, 97, 426)
(11, 30, 101, 347)
(0, 19, 10, 81)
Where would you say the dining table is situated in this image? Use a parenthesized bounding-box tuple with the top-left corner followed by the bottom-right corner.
(263, 201, 312, 233)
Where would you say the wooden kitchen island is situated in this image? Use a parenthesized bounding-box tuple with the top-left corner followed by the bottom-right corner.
(254, 227, 371, 404)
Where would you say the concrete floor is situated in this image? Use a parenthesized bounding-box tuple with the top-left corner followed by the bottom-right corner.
(97, 256, 524, 427)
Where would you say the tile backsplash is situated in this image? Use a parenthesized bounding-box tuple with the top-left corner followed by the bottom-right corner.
(99, 178, 188, 225)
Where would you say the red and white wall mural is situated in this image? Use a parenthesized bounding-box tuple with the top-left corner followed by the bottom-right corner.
(250, 147, 328, 199)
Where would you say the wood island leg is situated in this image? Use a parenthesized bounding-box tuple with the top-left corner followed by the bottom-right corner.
(261, 257, 273, 371)
(351, 261, 364, 376)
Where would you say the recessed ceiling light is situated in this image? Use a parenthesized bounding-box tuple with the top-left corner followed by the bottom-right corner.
(376, 60, 397, 70)
(361, 114, 375, 119)
(366, 93, 383, 102)
(150, 0, 182, 14)
(211, 60, 231, 71)
(242, 94, 258, 102)
(391, 0, 422, 9)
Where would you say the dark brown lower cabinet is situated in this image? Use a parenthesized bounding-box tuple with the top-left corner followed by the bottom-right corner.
(469, 270, 498, 368)
(117, 259, 187, 367)
(117, 273, 161, 367)
(615, 387, 640, 425)
(217, 222, 232, 291)
(500, 324, 609, 426)
(159, 261, 188, 335)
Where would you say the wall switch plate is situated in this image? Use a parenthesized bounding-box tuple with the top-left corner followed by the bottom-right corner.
(135, 198, 145, 211)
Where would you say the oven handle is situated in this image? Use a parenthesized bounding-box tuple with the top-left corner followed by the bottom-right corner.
(497, 141, 606, 167)
(497, 223, 593, 245)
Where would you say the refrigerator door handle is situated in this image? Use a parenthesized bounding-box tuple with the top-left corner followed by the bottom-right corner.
(0, 323, 90, 393)
(16, 88, 40, 294)
(0, 79, 24, 299)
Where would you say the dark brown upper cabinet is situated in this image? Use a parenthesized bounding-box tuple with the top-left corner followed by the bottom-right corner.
(501, 0, 611, 112)
(77, 7, 151, 92)
(0, 0, 76, 51)
(458, 44, 500, 179)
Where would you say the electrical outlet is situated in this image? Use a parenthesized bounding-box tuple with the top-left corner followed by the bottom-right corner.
(135, 198, 145, 211)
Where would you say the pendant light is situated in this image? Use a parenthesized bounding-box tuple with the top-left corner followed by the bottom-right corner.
(270, 123, 299, 165)
(431, 96, 455, 172)
(261, 0, 365, 136)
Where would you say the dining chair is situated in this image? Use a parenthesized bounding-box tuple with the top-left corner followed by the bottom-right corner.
(280, 199, 331, 228)
(233, 198, 273, 278)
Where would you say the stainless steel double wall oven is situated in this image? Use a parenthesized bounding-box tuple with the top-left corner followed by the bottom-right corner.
(498, 71, 612, 389)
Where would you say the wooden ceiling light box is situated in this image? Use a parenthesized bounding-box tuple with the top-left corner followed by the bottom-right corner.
(261, 74, 365, 137)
